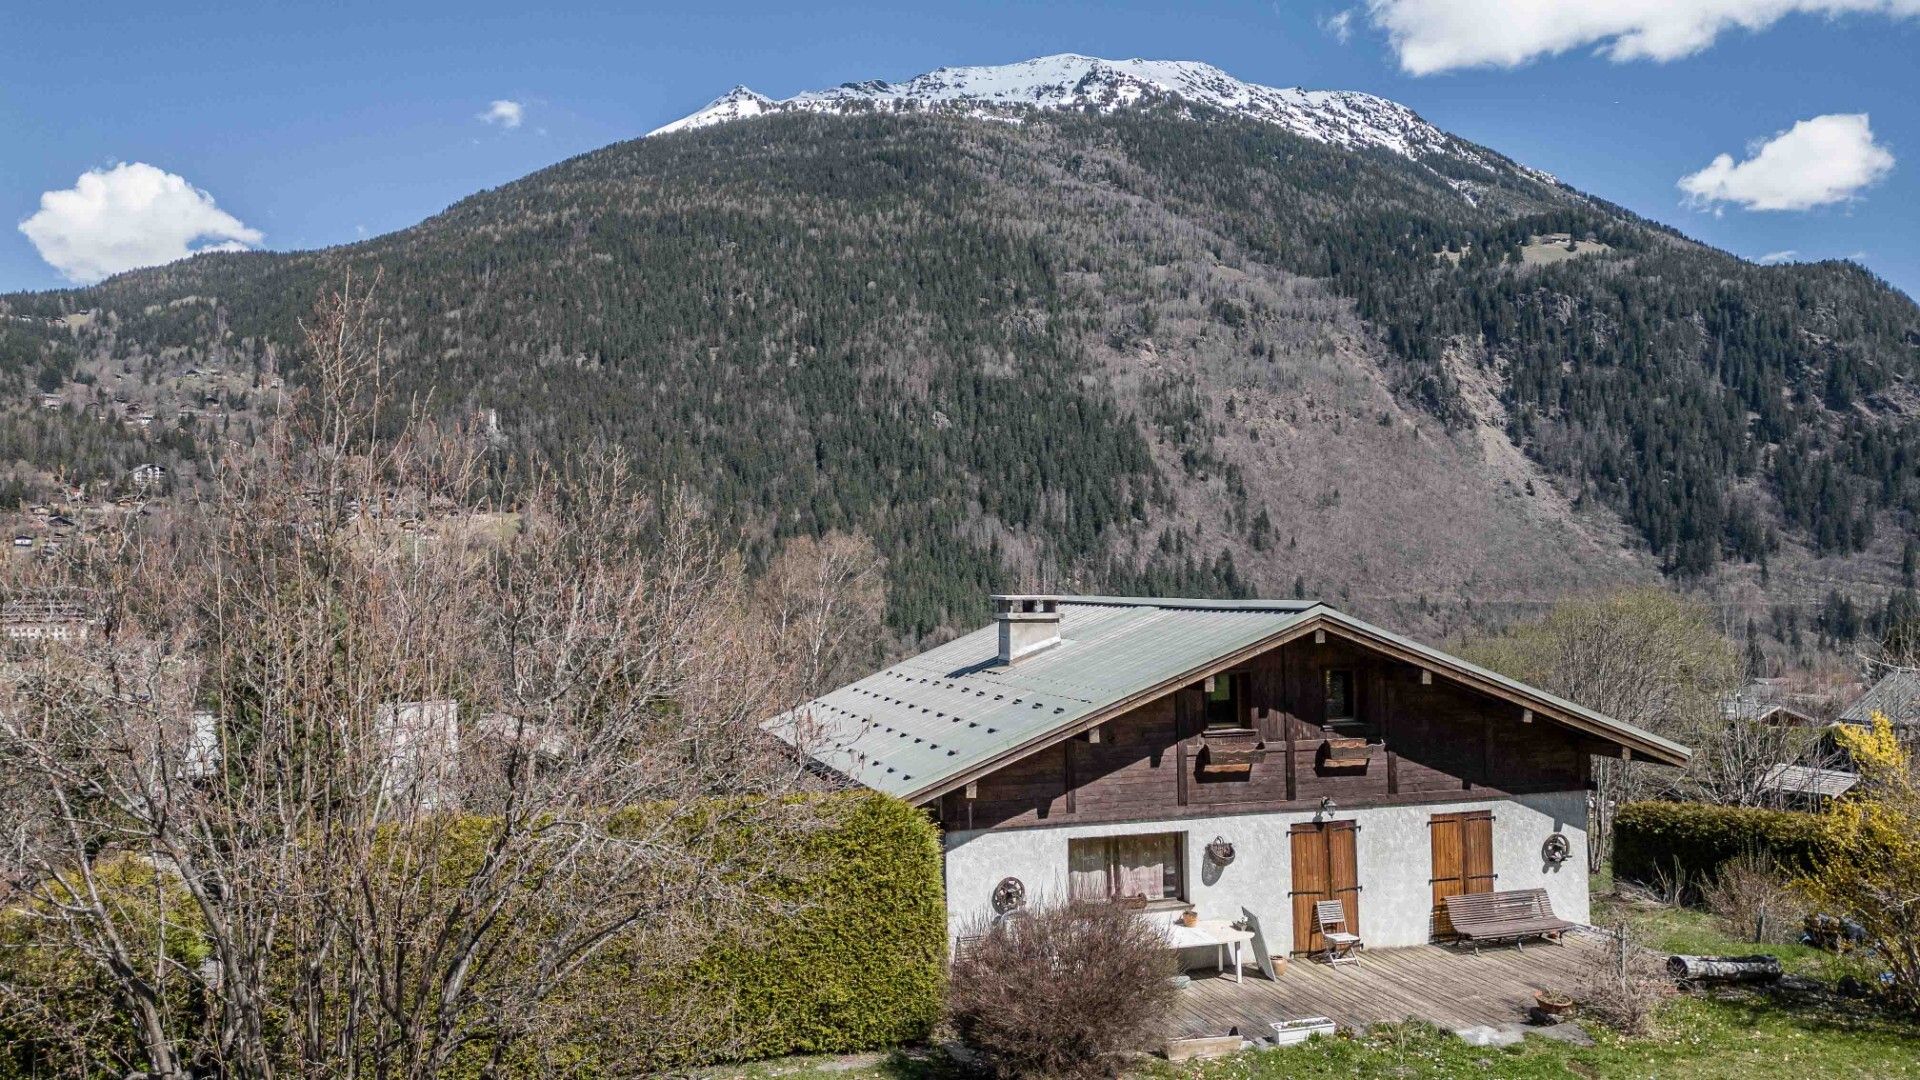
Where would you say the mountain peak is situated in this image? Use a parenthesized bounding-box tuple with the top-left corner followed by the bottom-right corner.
(645, 53, 1498, 168)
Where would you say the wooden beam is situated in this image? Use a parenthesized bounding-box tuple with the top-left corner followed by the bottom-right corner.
(1064, 737, 1076, 814)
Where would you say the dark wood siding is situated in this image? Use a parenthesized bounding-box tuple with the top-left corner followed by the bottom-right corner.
(939, 636, 1591, 832)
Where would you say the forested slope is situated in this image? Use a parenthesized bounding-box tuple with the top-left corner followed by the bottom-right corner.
(2, 106, 1915, 641)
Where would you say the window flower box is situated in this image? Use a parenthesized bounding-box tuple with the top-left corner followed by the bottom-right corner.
(1319, 737, 1373, 769)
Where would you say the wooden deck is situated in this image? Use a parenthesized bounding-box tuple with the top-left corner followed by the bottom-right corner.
(1169, 933, 1601, 1039)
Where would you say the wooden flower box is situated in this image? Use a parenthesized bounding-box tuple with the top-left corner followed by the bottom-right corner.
(1198, 729, 1263, 778)
(1320, 737, 1374, 768)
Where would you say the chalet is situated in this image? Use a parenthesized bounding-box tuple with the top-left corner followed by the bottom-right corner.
(1840, 668, 1918, 734)
(1, 596, 97, 642)
(768, 595, 1690, 957)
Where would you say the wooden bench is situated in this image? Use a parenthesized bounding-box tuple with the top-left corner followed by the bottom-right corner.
(1443, 888, 1573, 950)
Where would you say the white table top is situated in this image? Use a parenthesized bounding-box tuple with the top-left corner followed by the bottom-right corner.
(1162, 918, 1255, 949)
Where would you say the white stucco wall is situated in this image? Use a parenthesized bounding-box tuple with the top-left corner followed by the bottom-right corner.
(943, 791, 1588, 956)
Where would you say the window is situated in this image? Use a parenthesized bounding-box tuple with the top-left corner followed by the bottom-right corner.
(1204, 672, 1248, 730)
(1068, 832, 1186, 904)
(1324, 668, 1356, 723)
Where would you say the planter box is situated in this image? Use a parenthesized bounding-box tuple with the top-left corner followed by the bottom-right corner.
(1320, 737, 1374, 768)
(1271, 1017, 1336, 1045)
(1201, 729, 1265, 766)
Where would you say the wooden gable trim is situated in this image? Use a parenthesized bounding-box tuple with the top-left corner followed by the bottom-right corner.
(906, 608, 1684, 806)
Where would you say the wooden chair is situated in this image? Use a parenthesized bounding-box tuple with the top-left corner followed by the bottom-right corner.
(1314, 900, 1362, 965)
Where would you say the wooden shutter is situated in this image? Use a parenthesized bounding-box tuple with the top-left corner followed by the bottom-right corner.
(1328, 820, 1361, 938)
(1430, 810, 1495, 938)
(1290, 820, 1360, 953)
(1289, 823, 1330, 954)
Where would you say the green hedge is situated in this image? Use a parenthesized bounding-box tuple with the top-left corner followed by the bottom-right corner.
(697, 791, 947, 1059)
(1613, 800, 1830, 888)
(0, 792, 945, 1077)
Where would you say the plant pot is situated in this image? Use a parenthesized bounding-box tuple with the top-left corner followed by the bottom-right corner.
(1179, 909, 1199, 927)
(1533, 991, 1575, 1016)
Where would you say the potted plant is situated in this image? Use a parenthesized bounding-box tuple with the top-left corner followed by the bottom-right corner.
(1534, 989, 1575, 1017)
(1178, 907, 1199, 928)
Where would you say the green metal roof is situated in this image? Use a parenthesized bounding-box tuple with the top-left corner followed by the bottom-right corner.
(764, 596, 1689, 802)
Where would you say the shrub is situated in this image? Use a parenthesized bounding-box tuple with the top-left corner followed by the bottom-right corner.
(691, 791, 947, 1060)
(1577, 923, 1669, 1035)
(1613, 801, 1828, 891)
(0, 792, 945, 1077)
(948, 899, 1177, 1079)
(1702, 851, 1806, 944)
(1799, 716, 1920, 1012)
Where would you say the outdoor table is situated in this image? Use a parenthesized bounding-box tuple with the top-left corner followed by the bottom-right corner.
(1163, 918, 1256, 983)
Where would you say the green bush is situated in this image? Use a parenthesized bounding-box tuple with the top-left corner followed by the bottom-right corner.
(0, 792, 945, 1076)
(698, 791, 947, 1059)
(1614, 801, 1829, 890)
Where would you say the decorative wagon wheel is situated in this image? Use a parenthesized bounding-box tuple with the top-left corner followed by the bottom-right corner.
(991, 876, 1026, 915)
(1541, 833, 1572, 865)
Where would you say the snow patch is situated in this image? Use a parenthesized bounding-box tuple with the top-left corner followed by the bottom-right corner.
(647, 53, 1543, 180)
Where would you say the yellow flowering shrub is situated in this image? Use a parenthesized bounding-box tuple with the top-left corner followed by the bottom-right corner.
(1799, 713, 1920, 1011)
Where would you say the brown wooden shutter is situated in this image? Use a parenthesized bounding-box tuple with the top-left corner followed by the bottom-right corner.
(1289, 823, 1330, 954)
(1291, 820, 1360, 953)
(1462, 810, 1496, 894)
(1430, 810, 1495, 939)
(1430, 813, 1464, 937)
(1328, 820, 1361, 938)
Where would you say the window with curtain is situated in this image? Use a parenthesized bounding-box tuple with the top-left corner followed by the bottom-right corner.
(1067, 832, 1186, 903)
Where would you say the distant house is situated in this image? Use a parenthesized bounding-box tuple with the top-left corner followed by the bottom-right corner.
(376, 700, 462, 812)
(130, 463, 168, 492)
(1721, 683, 1820, 727)
(1839, 668, 1919, 733)
(768, 595, 1689, 955)
(1760, 763, 1858, 810)
(1, 596, 97, 642)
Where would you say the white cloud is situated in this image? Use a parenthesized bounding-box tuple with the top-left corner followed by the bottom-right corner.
(1366, 0, 1920, 75)
(1679, 113, 1894, 211)
(19, 162, 263, 285)
(1755, 250, 1799, 264)
(479, 99, 525, 128)
(1321, 8, 1356, 42)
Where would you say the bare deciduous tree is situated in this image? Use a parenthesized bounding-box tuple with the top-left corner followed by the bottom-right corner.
(0, 277, 835, 1078)
(1460, 589, 1768, 872)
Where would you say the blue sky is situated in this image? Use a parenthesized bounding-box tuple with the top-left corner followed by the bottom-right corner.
(3, 1, 1916, 298)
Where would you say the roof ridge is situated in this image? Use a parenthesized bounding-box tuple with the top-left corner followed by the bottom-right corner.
(1054, 595, 1324, 612)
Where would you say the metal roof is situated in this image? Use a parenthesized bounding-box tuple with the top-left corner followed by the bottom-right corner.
(765, 598, 1317, 800)
(765, 596, 1690, 802)
(1761, 763, 1859, 800)
(1839, 669, 1919, 728)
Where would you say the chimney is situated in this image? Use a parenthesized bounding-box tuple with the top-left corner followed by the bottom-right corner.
(994, 594, 1061, 664)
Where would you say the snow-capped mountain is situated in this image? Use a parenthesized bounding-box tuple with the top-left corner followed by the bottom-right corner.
(649, 53, 1510, 171)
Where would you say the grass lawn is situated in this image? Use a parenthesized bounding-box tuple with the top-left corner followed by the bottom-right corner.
(1145, 995, 1920, 1079)
(708, 992, 1920, 1080)
(1588, 892, 1837, 978)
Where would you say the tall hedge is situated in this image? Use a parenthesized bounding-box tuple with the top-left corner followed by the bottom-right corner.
(1613, 800, 1830, 887)
(695, 791, 947, 1059)
(0, 792, 945, 1077)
